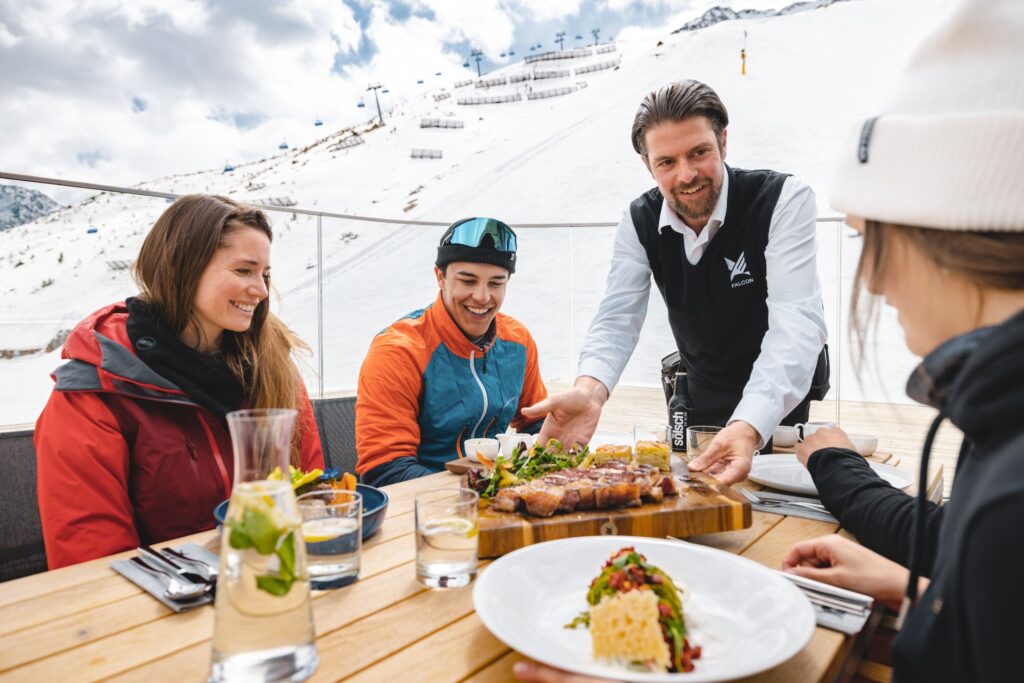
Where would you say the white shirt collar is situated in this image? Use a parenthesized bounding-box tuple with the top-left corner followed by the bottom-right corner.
(657, 163, 730, 240)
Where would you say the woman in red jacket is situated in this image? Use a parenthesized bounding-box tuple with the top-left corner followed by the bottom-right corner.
(35, 194, 324, 569)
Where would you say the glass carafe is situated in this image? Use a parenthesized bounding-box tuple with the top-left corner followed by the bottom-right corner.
(210, 409, 318, 682)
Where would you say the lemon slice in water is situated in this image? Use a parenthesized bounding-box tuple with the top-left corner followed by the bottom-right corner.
(302, 517, 357, 543)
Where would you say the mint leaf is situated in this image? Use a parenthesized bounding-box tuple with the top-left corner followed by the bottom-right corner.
(234, 507, 278, 554)
(277, 531, 296, 577)
(256, 575, 292, 596)
(229, 526, 254, 550)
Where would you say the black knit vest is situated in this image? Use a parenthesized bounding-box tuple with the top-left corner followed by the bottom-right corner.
(631, 166, 788, 391)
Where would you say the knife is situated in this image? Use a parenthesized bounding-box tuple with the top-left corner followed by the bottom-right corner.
(138, 545, 210, 586)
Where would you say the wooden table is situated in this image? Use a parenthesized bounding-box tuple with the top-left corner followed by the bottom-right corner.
(0, 459, 942, 683)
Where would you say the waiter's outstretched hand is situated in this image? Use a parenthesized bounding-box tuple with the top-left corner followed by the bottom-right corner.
(521, 377, 608, 450)
(687, 420, 760, 485)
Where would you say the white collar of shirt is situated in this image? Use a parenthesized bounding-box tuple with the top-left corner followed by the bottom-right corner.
(657, 164, 729, 265)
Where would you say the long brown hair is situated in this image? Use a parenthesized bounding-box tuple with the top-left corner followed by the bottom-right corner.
(850, 220, 1024, 367)
(132, 194, 311, 464)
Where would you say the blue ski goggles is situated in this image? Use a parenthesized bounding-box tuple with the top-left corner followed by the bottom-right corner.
(442, 217, 517, 252)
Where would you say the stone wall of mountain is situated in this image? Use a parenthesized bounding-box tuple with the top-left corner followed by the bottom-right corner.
(0, 184, 60, 230)
(673, 0, 850, 33)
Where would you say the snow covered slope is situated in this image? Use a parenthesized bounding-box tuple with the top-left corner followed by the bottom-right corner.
(0, 0, 948, 425)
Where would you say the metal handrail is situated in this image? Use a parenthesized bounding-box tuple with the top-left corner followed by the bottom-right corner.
(0, 171, 847, 226)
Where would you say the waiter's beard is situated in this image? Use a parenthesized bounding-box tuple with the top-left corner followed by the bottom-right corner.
(668, 177, 721, 225)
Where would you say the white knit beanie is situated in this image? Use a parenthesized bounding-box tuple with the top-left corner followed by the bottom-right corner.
(830, 0, 1024, 231)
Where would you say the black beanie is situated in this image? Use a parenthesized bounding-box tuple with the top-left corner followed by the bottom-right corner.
(435, 219, 517, 274)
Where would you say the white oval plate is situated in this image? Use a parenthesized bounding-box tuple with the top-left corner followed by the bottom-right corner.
(749, 453, 914, 496)
(473, 536, 815, 683)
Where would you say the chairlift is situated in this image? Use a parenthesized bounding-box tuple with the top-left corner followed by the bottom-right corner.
(463, 60, 470, 67)
(223, 162, 235, 173)
(314, 117, 323, 126)
(435, 71, 442, 76)
(575, 34, 583, 40)
(87, 227, 98, 234)
(500, 52, 506, 58)
(278, 140, 289, 150)
(382, 88, 390, 94)
(416, 79, 424, 84)
(509, 50, 515, 56)
(357, 99, 366, 108)
(529, 46, 535, 51)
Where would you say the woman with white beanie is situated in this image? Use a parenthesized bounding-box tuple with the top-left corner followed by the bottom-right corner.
(515, 0, 1024, 681)
(783, 0, 1024, 680)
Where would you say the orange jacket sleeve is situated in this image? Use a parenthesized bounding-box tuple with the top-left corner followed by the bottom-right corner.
(355, 335, 424, 477)
(512, 327, 548, 432)
(35, 390, 139, 569)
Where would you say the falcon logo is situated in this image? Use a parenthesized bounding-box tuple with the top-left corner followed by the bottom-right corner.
(725, 252, 754, 289)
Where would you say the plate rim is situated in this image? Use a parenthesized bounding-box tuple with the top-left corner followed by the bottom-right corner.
(472, 535, 816, 683)
(749, 453, 913, 495)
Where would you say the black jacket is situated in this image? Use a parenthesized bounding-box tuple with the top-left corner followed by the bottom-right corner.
(807, 309, 1024, 683)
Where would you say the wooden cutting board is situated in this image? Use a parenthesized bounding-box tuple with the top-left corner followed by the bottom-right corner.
(451, 465, 751, 558)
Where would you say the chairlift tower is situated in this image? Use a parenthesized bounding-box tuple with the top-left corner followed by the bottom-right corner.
(555, 31, 566, 51)
(470, 49, 484, 77)
(591, 28, 601, 46)
(366, 83, 385, 126)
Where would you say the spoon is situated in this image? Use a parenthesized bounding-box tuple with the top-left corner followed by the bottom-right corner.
(129, 557, 208, 601)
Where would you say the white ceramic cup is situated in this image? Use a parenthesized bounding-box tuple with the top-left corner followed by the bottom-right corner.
(795, 421, 837, 441)
(497, 433, 535, 457)
(772, 425, 799, 448)
(846, 433, 878, 456)
(463, 438, 500, 463)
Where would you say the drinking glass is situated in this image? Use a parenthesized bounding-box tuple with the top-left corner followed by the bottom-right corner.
(298, 489, 362, 589)
(415, 488, 479, 589)
(633, 423, 669, 449)
(210, 409, 317, 683)
(686, 425, 724, 463)
(633, 423, 671, 470)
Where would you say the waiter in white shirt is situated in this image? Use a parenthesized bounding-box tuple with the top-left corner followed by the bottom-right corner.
(522, 79, 828, 485)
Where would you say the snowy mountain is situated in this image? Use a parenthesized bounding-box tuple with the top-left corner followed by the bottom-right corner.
(0, 185, 60, 231)
(0, 0, 947, 426)
(674, 1, 851, 33)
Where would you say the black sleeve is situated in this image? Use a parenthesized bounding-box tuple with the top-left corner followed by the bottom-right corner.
(962, 498, 1024, 682)
(363, 456, 437, 487)
(808, 448, 943, 573)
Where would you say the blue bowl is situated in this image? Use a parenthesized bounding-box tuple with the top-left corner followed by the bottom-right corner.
(213, 483, 389, 541)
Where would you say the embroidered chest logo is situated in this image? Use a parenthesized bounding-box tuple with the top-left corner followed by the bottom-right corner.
(724, 252, 754, 289)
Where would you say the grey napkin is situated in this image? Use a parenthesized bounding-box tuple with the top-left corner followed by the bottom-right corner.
(750, 490, 839, 524)
(111, 542, 219, 613)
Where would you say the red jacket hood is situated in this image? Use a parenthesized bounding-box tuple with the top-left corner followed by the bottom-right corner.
(55, 301, 192, 403)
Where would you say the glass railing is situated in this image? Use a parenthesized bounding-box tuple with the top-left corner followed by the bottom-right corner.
(0, 173, 925, 433)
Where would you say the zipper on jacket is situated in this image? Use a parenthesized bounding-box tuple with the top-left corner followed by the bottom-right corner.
(197, 412, 232, 498)
(469, 350, 488, 439)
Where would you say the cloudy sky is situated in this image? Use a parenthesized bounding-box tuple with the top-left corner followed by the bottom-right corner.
(0, 0, 783, 198)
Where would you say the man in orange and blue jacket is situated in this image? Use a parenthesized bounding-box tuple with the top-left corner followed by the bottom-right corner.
(355, 217, 548, 485)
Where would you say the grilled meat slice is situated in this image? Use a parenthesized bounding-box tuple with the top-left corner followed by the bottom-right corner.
(493, 488, 522, 513)
(594, 481, 642, 509)
(520, 483, 566, 517)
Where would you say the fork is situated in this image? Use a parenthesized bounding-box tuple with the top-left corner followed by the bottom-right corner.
(161, 547, 219, 582)
(739, 488, 828, 511)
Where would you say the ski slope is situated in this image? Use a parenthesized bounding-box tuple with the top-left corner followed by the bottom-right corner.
(0, 0, 948, 425)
